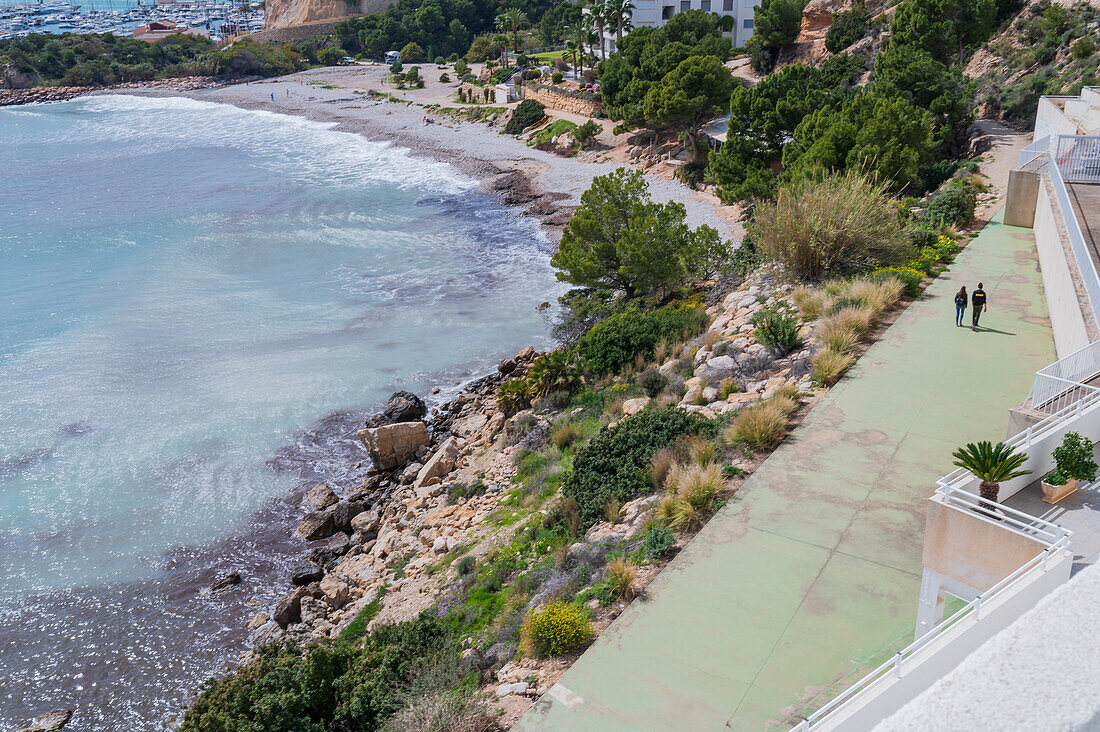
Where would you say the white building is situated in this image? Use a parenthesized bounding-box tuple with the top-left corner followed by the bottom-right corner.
(594, 0, 761, 57)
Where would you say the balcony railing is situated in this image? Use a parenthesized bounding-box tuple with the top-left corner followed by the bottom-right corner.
(1056, 134, 1100, 184)
(792, 522, 1072, 731)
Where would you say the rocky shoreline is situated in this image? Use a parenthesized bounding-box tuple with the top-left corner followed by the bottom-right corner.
(0, 77, 217, 107)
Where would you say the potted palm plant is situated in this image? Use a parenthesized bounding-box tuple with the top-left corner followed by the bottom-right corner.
(1041, 432, 1098, 504)
(951, 441, 1032, 508)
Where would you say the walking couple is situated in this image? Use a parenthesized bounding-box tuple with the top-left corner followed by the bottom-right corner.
(954, 284, 988, 328)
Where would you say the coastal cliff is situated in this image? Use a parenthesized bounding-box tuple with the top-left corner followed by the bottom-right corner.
(263, 0, 394, 30)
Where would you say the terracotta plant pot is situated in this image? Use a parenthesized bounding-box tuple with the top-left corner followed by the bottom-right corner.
(1041, 477, 1078, 504)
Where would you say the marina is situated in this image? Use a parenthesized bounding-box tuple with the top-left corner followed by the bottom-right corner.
(0, 0, 264, 41)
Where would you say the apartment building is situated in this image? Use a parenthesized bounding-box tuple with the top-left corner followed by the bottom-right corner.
(595, 0, 760, 56)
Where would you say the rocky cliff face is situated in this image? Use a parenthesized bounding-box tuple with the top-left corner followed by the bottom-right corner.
(264, 0, 392, 30)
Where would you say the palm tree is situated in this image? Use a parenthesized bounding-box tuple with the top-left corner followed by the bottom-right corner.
(604, 0, 634, 48)
(565, 21, 594, 77)
(496, 8, 529, 55)
(589, 0, 607, 61)
(951, 441, 1032, 507)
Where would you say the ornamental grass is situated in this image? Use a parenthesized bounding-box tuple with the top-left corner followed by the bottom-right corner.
(813, 347, 855, 387)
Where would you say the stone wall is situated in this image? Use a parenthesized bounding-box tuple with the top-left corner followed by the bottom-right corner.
(523, 84, 603, 117)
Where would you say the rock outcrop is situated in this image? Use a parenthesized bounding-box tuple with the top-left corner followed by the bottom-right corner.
(358, 421, 429, 471)
(263, 0, 394, 29)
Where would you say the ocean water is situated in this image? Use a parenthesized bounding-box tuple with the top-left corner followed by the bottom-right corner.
(0, 95, 562, 729)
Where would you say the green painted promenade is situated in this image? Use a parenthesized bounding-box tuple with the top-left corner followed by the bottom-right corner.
(519, 213, 1056, 731)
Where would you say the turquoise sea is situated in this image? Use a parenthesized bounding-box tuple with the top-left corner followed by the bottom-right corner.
(0, 95, 561, 729)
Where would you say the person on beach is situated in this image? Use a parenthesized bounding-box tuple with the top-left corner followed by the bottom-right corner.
(955, 286, 967, 326)
(972, 283, 988, 328)
(270, 92, 275, 101)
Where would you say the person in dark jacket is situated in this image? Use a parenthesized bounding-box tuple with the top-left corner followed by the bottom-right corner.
(955, 286, 968, 326)
(972, 283, 987, 328)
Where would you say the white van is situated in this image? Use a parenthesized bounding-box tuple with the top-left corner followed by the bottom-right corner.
(384, 51, 401, 64)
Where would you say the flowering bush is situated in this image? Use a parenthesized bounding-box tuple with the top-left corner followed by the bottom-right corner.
(522, 601, 593, 656)
(873, 266, 924, 297)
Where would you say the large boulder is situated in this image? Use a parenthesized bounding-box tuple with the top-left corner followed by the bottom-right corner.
(290, 564, 324, 586)
(273, 586, 311, 627)
(294, 511, 335, 542)
(304, 482, 338, 510)
(210, 571, 242, 593)
(16, 710, 72, 732)
(325, 500, 367, 533)
(358, 421, 429, 470)
(382, 391, 427, 424)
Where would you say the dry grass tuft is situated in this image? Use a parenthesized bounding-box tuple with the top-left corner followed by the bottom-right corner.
(813, 347, 855, 386)
(816, 316, 861, 354)
(682, 435, 716, 466)
(551, 423, 581, 450)
(649, 446, 678, 488)
(831, 305, 875, 337)
(792, 286, 826, 320)
(605, 557, 637, 600)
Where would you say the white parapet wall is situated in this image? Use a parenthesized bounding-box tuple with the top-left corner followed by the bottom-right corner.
(1032, 178, 1091, 357)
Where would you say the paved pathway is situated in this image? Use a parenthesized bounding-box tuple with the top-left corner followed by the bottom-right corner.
(518, 212, 1056, 731)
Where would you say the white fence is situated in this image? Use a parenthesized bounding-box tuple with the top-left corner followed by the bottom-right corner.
(1056, 134, 1100, 183)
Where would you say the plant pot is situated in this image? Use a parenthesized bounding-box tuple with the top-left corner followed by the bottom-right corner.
(1041, 477, 1078, 504)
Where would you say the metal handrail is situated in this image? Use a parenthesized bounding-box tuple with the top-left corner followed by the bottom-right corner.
(794, 534, 1072, 730)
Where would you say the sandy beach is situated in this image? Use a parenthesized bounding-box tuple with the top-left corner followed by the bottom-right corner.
(114, 64, 742, 243)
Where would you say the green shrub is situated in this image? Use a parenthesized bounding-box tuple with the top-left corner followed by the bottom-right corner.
(641, 524, 676, 559)
(751, 303, 801, 356)
(824, 3, 869, 53)
(456, 556, 476, 576)
(434, 55, 446, 65)
(572, 119, 602, 147)
(576, 303, 707, 376)
(504, 99, 546, 134)
(873, 266, 924, 297)
(181, 614, 457, 731)
(447, 476, 487, 504)
(390, 61, 403, 74)
(439, 72, 450, 82)
(1071, 36, 1096, 60)
(551, 71, 563, 83)
(563, 407, 715, 527)
(730, 233, 764, 277)
(639, 368, 668, 398)
(928, 183, 978, 227)
(1052, 432, 1098, 482)
(454, 59, 469, 75)
(400, 41, 425, 62)
(521, 601, 593, 657)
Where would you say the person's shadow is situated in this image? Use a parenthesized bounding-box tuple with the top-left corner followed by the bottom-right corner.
(972, 325, 1016, 336)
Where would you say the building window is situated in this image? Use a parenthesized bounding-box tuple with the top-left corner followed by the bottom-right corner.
(723, 0, 733, 9)
(701, 0, 710, 9)
(662, 5, 674, 19)
(680, 0, 690, 11)
(743, 18, 753, 28)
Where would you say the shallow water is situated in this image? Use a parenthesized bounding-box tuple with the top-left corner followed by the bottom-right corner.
(0, 95, 562, 729)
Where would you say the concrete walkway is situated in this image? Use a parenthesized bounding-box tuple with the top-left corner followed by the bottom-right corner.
(519, 212, 1056, 731)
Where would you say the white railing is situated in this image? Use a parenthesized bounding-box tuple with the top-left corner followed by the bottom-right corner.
(792, 529, 1072, 731)
(1056, 134, 1100, 183)
(1029, 333, 1100, 413)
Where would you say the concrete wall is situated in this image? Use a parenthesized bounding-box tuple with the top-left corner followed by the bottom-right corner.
(1032, 179, 1091, 358)
(1036, 96, 1085, 142)
(1004, 169, 1038, 227)
(815, 549, 1073, 732)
